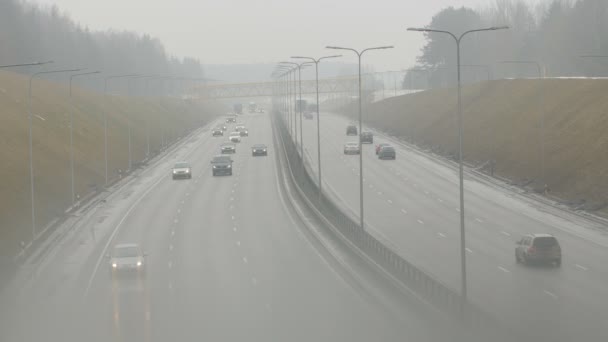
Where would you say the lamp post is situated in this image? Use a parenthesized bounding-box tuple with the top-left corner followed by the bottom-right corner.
(408, 25, 509, 300)
(499, 60, 544, 187)
(69, 71, 100, 205)
(291, 55, 342, 201)
(104, 74, 139, 185)
(28, 68, 83, 241)
(275, 65, 295, 136)
(326, 45, 394, 232)
(280, 61, 312, 160)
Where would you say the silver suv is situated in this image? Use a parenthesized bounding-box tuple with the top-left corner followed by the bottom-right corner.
(515, 234, 562, 267)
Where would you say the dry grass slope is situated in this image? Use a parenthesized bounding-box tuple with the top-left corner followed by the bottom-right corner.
(0, 70, 220, 259)
(340, 79, 608, 213)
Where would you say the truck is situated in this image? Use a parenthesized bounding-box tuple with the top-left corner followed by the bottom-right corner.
(248, 102, 257, 113)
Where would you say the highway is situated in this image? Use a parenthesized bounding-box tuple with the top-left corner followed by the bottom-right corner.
(299, 112, 608, 341)
(0, 113, 462, 342)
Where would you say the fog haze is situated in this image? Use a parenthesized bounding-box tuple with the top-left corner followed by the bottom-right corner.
(32, 0, 542, 71)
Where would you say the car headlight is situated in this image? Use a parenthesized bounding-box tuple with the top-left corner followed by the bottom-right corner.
(263, 149, 267, 152)
(227, 165, 232, 168)
(112, 263, 118, 268)
(172, 170, 177, 174)
(213, 165, 217, 168)
(186, 169, 191, 173)
(137, 261, 142, 267)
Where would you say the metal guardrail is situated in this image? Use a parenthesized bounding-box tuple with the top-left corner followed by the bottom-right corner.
(271, 109, 517, 339)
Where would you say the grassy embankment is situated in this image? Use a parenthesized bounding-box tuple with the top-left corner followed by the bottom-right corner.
(0, 70, 221, 260)
(337, 79, 608, 213)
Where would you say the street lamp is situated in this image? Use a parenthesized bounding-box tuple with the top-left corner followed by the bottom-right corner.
(275, 65, 295, 136)
(69, 70, 101, 206)
(0, 61, 53, 69)
(326, 45, 394, 233)
(408, 25, 509, 300)
(104, 74, 139, 185)
(28, 68, 83, 242)
(499, 60, 544, 188)
(291, 55, 342, 201)
(280, 61, 311, 159)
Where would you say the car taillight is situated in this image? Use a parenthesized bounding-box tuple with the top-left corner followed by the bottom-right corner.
(528, 246, 536, 254)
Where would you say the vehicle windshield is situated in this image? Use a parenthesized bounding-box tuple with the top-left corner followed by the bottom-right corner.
(174, 162, 190, 168)
(213, 156, 232, 163)
(253, 145, 266, 148)
(534, 237, 558, 247)
(112, 246, 139, 258)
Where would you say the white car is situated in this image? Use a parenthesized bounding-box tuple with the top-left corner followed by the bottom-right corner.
(343, 142, 360, 155)
(229, 132, 241, 143)
(108, 243, 147, 277)
(172, 161, 192, 179)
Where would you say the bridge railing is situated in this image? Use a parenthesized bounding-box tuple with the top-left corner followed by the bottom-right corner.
(271, 109, 520, 341)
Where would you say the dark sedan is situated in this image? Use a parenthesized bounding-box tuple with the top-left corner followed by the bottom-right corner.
(252, 144, 268, 156)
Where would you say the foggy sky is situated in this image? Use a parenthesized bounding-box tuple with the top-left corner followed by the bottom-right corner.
(31, 0, 542, 72)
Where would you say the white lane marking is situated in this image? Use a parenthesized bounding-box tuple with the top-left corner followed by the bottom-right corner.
(377, 191, 383, 195)
(424, 191, 429, 195)
(181, 200, 185, 204)
(230, 197, 234, 201)
(185, 192, 190, 196)
(168, 261, 173, 269)
(575, 264, 588, 271)
(177, 209, 181, 214)
(145, 311, 151, 321)
(543, 290, 558, 299)
(231, 215, 236, 220)
(236, 241, 241, 247)
(195, 180, 198, 184)
(369, 184, 373, 188)
(475, 218, 483, 223)
(169, 282, 173, 290)
(171, 230, 175, 237)
(417, 219, 424, 225)
(413, 183, 418, 187)
(465, 248, 473, 253)
(243, 257, 248, 264)
(438, 198, 443, 203)
(362, 178, 366, 182)
(401, 209, 408, 214)
(169, 244, 173, 252)
(173, 218, 179, 224)
(501, 231, 511, 237)
(233, 227, 237, 232)
(252, 277, 258, 286)
(498, 266, 510, 273)
(437, 232, 447, 238)
(232, 189, 235, 193)
(387, 199, 393, 204)
(455, 208, 460, 212)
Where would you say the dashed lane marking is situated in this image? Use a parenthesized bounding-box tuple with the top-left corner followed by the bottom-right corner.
(387, 199, 393, 204)
(401, 209, 407, 214)
(465, 248, 473, 253)
(543, 290, 558, 299)
(475, 218, 483, 223)
(437, 232, 447, 238)
(501, 231, 511, 237)
(575, 264, 588, 271)
(236, 241, 241, 247)
(417, 219, 424, 225)
(243, 257, 248, 264)
(498, 266, 510, 273)
(168, 261, 173, 269)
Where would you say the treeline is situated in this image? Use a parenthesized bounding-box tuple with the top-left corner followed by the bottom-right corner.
(0, 0, 203, 92)
(405, 0, 608, 88)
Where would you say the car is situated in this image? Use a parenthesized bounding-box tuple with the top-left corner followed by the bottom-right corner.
(304, 112, 313, 120)
(376, 143, 390, 155)
(235, 125, 246, 132)
(361, 131, 373, 144)
(229, 132, 241, 143)
(378, 146, 396, 159)
(109, 243, 147, 277)
(343, 142, 360, 155)
(239, 129, 249, 137)
(220, 124, 227, 131)
(252, 144, 268, 156)
(515, 234, 562, 266)
(346, 125, 358, 136)
(225, 117, 236, 123)
(211, 155, 233, 176)
(172, 161, 192, 179)
(212, 128, 223, 136)
(221, 142, 236, 154)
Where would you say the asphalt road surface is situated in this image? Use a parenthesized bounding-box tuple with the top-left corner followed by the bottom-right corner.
(298, 111, 608, 341)
(0, 113, 463, 342)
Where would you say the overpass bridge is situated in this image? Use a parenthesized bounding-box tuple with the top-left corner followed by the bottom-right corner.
(195, 76, 359, 99)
